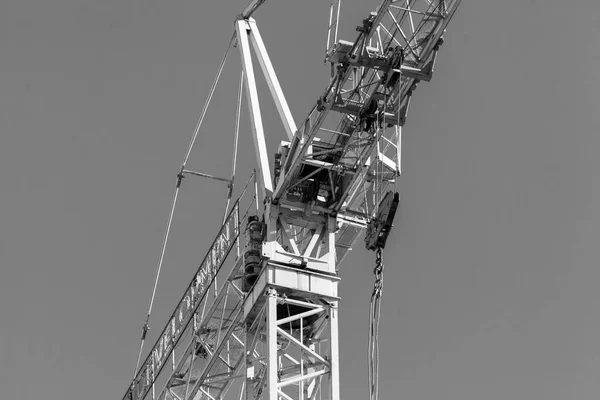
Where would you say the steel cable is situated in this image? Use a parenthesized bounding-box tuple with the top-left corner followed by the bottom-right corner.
(368, 248, 384, 400)
(130, 33, 236, 382)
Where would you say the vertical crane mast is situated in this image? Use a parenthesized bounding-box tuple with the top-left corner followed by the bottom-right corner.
(122, 1, 462, 400)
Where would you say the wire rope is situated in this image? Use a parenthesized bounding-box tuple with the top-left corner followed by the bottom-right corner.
(368, 248, 384, 400)
(130, 33, 236, 382)
(183, 33, 236, 166)
(222, 69, 244, 225)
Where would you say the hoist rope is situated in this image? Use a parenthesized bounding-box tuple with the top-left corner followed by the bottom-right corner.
(368, 247, 384, 400)
(131, 33, 236, 382)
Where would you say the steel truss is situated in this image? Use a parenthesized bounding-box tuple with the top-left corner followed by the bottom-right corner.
(123, 1, 462, 400)
(152, 256, 340, 400)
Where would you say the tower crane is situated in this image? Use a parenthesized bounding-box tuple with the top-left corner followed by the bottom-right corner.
(122, 1, 462, 400)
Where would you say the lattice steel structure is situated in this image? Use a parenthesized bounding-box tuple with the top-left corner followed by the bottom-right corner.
(122, 1, 462, 400)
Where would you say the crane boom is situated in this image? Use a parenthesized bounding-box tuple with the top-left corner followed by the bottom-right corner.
(274, 0, 462, 263)
(122, 1, 462, 400)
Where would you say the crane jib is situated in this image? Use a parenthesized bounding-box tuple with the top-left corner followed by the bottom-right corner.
(123, 201, 241, 400)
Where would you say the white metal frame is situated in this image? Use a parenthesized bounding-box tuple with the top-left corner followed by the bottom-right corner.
(235, 18, 298, 203)
(122, 1, 463, 399)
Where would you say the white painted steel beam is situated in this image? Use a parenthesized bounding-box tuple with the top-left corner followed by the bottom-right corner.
(236, 19, 273, 201)
(248, 19, 297, 142)
(328, 303, 340, 400)
(396, 125, 402, 175)
(266, 288, 279, 400)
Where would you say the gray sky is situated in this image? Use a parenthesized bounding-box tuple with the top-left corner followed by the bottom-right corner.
(1, 0, 600, 399)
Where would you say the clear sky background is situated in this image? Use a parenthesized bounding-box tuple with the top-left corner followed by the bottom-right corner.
(1, 0, 600, 399)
